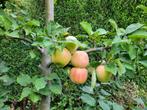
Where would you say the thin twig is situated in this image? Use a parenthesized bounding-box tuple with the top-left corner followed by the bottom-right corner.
(5, 36, 33, 44)
(85, 47, 110, 53)
(1, 35, 32, 44)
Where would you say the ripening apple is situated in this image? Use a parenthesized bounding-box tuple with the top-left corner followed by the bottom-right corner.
(65, 36, 78, 53)
(96, 65, 112, 82)
(65, 36, 77, 41)
(51, 48, 71, 67)
(69, 67, 88, 84)
(71, 51, 89, 68)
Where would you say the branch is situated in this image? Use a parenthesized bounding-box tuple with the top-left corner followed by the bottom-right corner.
(3, 36, 33, 44)
(13, 37, 32, 43)
(2, 36, 45, 53)
(1, 36, 32, 44)
(85, 47, 110, 53)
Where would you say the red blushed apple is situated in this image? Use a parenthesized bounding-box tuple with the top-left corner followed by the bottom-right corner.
(51, 48, 71, 67)
(96, 65, 112, 82)
(70, 67, 88, 84)
(71, 51, 89, 68)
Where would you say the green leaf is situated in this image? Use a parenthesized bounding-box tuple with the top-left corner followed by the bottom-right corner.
(95, 28, 108, 35)
(109, 19, 125, 36)
(144, 51, 147, 56)
(23, 26, 32, 35)
(5, 31, 19, 38)
(112, 36, 130, 44)
(0, 100, 4, 108)
(0, 90, 9, 98)
(134, 98, 144, 105)
(91, 70, 97, 88)
(100, 89, 111, 96)
(64, 41, 78, 52)
(116, 59, 126, 75)
(0, 75, 14, 85)
(49, 84, 62, 94)
(106, 63, 117, 75)
(33, 77, 47, 91)
(0, 106, 10, 110)
(39, 85, 51, 96)
(117, 28, 125, 36)
(11, 19, 19, 30)
(26, 19, 40, 27)
(0, 61, 9, 73)
(137, 5, 147, 13)
(109, 19, 118, 31)
(99, 95, 106, 100)
(0, 14, 12, 30)
(17, 74, 31, 86)
(54, 0, 58, 4)
(32, 40, 54, 49)
(20, 87, 32, 101)
(98, 100, 110, 110)
(124, 63, 134, 71)
(125, 23, 143, 34)
(80, 93, 96, 106)
(112, 102, 124, 110)
(0, 28, 5, 36)
(81, 86, 94, 94)
(29, 51, 36, 59)
(139, 60, 147, 67)
(128, 30, 147, 39)
(48, 73, 59, 80)
(128, 45, 136, 60)
(46, 21, 69, 37)
(29, 93, 41, 103)
(80, 21, 93, 35)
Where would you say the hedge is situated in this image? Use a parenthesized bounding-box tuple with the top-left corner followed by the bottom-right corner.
(0, 0, 147, 105)
(55, 0, 147, 34)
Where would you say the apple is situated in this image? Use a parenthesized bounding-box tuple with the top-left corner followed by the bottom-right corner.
(71, 51, 89, 68)
(65, 36, 77, 41)
(70, 67, 88, 84)
(51, 48, 71, 67)
(65, 36, 79, 53)
(96, 65, 112, 82)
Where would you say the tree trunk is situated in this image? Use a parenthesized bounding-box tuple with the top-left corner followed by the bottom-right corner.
(40, 0, 54, 110)
(40, 96, 51, 110)
(40, 48, 52, 110)
(45, 0, 54, 22)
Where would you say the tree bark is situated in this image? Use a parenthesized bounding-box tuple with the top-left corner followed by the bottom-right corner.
(40, 0, 54, 110)
(45, 0, 54, 22)
(40, 49, 51, 110)
(40, 96, 51, 110)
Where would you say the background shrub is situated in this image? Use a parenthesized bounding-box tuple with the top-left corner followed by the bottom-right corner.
(0, 0, 147, 109)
